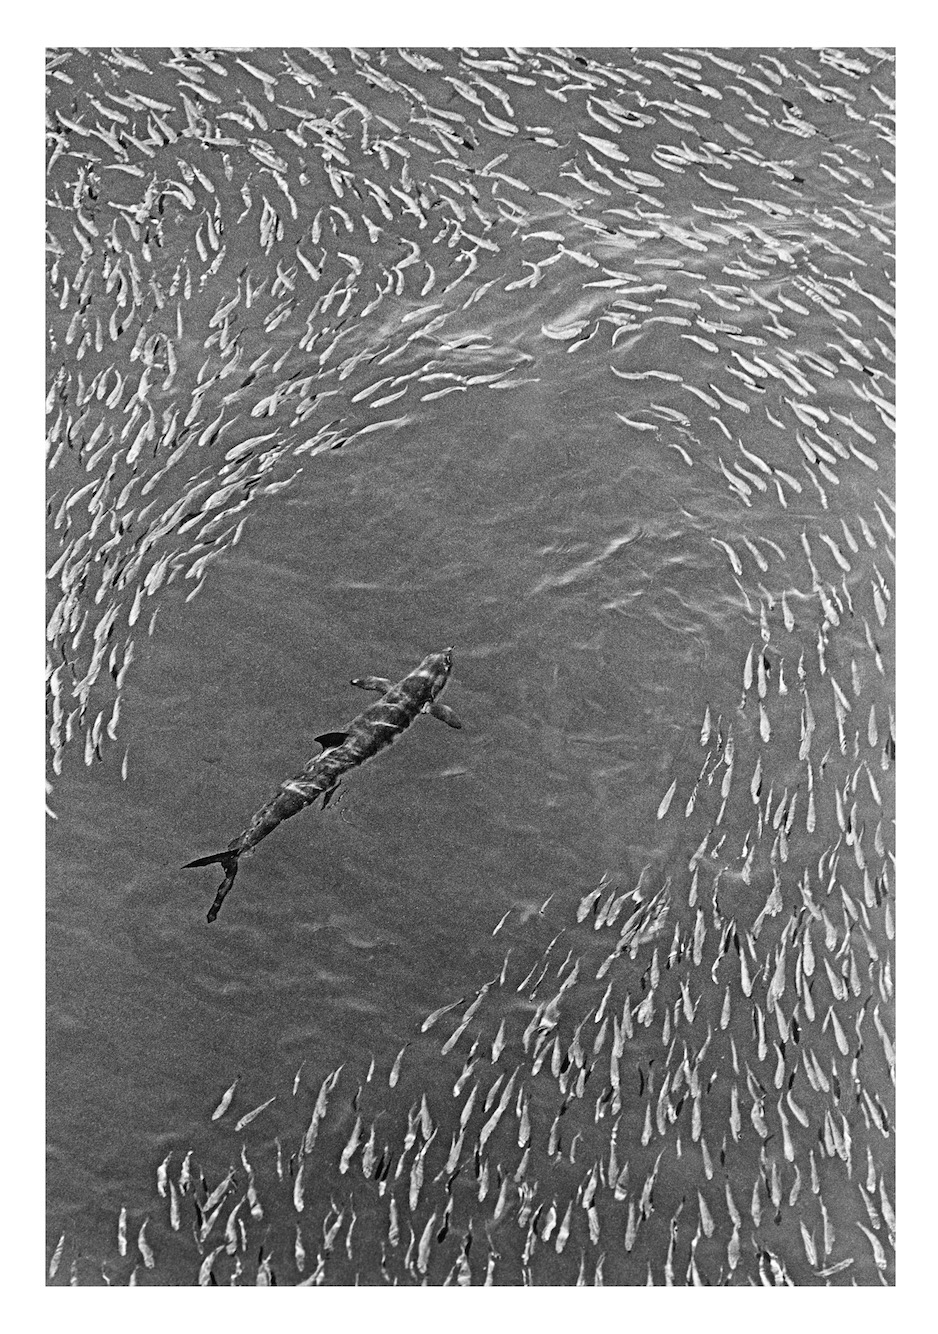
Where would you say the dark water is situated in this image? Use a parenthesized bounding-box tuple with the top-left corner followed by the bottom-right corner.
(46, 47, 895, 1285)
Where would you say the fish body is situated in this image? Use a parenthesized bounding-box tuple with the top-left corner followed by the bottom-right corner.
(185, 649, 460, 920)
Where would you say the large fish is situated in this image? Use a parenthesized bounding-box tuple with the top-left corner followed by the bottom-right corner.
(184, 648, 461, 922)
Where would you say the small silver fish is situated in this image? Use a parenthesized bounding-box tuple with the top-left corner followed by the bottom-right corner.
(211, 1076, 239, 1121)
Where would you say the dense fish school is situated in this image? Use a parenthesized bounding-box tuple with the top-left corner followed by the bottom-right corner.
(47, 46, 894, 1285)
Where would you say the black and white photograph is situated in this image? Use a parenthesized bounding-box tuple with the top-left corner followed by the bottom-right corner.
(41, 18, 903, 1296)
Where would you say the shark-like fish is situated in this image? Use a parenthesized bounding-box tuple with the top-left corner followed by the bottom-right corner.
(184, 648, 461, 922)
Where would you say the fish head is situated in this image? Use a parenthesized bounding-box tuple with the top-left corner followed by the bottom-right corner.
(418, 647, 454, 695)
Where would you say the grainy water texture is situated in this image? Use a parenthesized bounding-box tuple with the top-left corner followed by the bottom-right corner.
(46, 46, 895, 1287)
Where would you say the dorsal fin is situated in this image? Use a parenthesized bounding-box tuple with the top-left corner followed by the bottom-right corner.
(315, 731, 349, 753)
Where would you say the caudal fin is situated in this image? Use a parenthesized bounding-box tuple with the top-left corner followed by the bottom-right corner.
(183, 850, 240, 924)
(183, 849, 238, 871)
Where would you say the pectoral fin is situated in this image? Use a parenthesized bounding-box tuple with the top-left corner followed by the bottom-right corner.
(351, 676, 393, 693)
(426, 702, 462, 729)
(315, 731, 349, 753)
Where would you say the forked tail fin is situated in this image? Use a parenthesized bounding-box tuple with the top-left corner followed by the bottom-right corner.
(183, 850, 240, 924)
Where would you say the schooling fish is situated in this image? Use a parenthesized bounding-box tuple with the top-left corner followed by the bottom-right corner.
(184, 649, 461, 922)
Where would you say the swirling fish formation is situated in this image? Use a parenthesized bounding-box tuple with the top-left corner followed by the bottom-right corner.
(46, 46, 894, 1285)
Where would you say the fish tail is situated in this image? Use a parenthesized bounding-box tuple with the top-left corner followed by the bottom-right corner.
(182, 849, 241, 924)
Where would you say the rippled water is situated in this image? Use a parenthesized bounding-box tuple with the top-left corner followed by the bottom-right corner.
(47, 46, 894, 1286)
